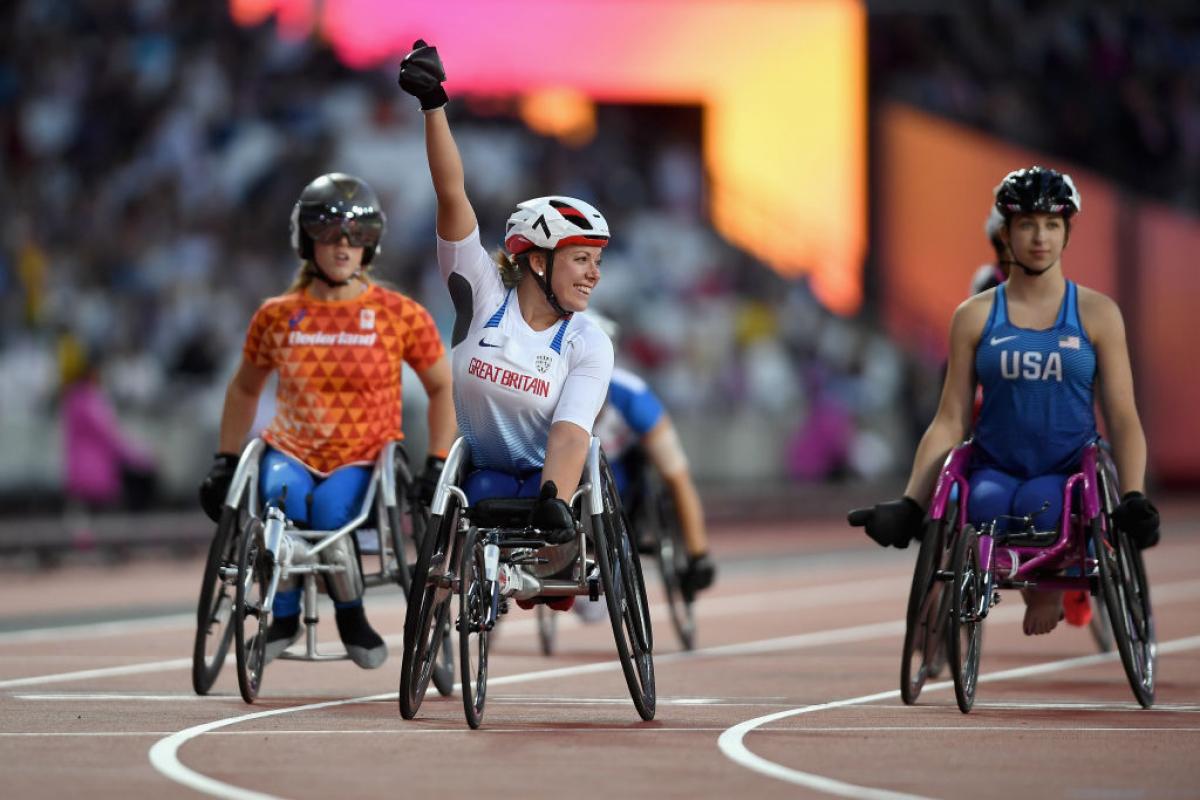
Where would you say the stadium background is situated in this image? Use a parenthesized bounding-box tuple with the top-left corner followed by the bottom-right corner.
(1, 0, 1197, 555)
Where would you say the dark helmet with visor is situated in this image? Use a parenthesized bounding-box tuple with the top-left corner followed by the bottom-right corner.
(994, 166, 1081, 221)
(289, 173, 386, 266)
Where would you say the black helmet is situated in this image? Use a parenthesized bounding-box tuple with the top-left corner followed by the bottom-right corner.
(994, 166, 1081, 221)
(289, 173, 386, 265)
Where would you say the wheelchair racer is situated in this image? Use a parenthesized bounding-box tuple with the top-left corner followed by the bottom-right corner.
(854, 166, 1160, 636)
(399, 41, 614, 612)
(198, 173, 456, 668)
(588, 317, 716, 601)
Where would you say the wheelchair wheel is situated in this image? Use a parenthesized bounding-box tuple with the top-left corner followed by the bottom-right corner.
(648, 480, 695, 651)
(1092, 515, 1156, 707)
(458, 526, 492, 728)
(385, 500, 413, 596)
(536, 603, 557, 656)
(233, 517, 273, 704)
(191, 504, 244, 695)
(948, 524, 983, 713)
(400, 497, 460, 719)
(593, 456, 656, 721)
(1089, 592, 1115, 653)
(900, 511, 954, 705)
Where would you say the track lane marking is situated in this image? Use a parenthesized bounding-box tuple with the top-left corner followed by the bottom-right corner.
(717, 634, 1200, 799)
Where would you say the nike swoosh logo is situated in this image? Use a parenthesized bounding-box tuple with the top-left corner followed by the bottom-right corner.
(478, 338, 502, 348)
(990, 335, 1018, 346)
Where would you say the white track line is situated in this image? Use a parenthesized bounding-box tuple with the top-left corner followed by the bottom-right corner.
(0, 658, 191, 689)
(717, 634, 1200, 800)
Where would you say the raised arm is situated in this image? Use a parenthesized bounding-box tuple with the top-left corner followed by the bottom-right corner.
(397, 40, 477, 242)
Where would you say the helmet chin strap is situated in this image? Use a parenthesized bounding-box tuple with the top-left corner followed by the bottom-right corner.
(531, 251, 571, 318)
(309, 263, 362, 288)
(1010, 256, 1053, 277)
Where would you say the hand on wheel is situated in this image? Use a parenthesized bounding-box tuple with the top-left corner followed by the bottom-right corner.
(1113, 491, 1160, 549)
(198, 452, 239, 522)
(848, 496, 924, 548)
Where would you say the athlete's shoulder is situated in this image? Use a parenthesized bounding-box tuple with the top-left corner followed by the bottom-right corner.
(565, 314, 614, 362)
(1075, 283, 1124, 339)
(1075, 284, 1120, 316)
(250, 291, 302, 322)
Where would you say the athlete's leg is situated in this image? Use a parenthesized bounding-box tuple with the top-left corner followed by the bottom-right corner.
(966, 467, 1020, 530)
(258, 448, 316, 659)
(310, 465, 385, 668)
(463, 470, 522, 504)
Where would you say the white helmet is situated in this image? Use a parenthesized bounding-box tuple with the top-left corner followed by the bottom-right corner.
(504, 196, 610, 255)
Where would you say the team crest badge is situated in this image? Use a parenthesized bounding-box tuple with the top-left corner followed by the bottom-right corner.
(535, 354, 553, 374)
(359, 309, 375, 330)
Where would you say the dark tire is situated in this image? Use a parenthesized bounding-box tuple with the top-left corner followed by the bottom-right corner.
(458, 527, 491, 728)
(536, 603, 557, 656)
(948, 524, 983, 714)
(648, 478, 695, 651)
(233, 517, 272, 704)
(386, 502, 412, 596)
(399, 499, 459, 719)
(593, 455, 656, 720)
(1093, 515, 1156, 707)
(1089, 592, 1115, 654)
(191, 505, 243, 695)
(900, 511, 954, 704)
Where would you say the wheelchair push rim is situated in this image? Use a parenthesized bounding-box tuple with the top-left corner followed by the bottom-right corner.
(949, 524, 984, 713)
(650, 481, 696, 651)
(192, 503, 244, 695)
(233, 517, 273, 704)
(399, 501, 459, 720)
(901, 513, 953, 705)
(594, 456, 656, 721)
(458, 526, 492, 728)
(1092, 515, 1156, 707)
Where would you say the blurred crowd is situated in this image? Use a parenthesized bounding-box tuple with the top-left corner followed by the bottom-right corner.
(871, 2, 1200, 210)
(0, 0, 925, 510)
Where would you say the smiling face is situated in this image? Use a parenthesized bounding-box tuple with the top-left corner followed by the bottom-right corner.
(1002, 212, 1067, 273)
(529, 245, 602, 312)
(312, 236, 365, 283)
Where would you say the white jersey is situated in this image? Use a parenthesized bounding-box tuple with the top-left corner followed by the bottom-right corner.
(437, 227, 614, 473)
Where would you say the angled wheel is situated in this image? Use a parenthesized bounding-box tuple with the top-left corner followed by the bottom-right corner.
(402, 490, 454, 698)
(948, 524, 983, 713)
(191, 503, 246, 695)
(900, 509, 955, 704)
(536, 603, 558, 656)
(233, 517, 273, 704)
(1093, 514, 1156, 707)
(593, 455, 656, 720)
(1089, 592, 1115, 653)
(458, 527, 492, 728)
(648, 476, 695, 651)
(399, 496, 460, 719)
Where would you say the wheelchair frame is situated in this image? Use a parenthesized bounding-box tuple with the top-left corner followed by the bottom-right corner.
(191, 437, 453, 703)
(904, 439, 1156, 712)
(399, 435, 656, 728)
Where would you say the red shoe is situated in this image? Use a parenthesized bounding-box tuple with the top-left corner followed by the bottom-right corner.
(1063, 590, 1092, 627)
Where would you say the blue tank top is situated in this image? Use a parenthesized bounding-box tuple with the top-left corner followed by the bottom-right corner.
(973, 281, 1097, 477)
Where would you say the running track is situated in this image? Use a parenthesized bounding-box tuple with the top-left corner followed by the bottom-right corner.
(1, 506, 1198, 799)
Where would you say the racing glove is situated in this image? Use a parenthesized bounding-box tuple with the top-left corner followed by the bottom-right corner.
(1112, 491, 1160, 549)
(397, 39, 448, 110)
(198, 452, 239, 523)
(531, 481, 576, 544)
(413, 454, 445, 506)
(847, 496, 924, 549)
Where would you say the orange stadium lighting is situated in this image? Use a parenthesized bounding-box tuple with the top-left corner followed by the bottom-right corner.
(229, 0, 867, 313)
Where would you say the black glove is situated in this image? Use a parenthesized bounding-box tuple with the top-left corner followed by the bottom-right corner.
(847, 496, 924, 548)
(414, 454, 445, 505)
(398, 39, 448, 110)
(531, 481, 575, 544)
(1112, 491, 1160, 549)
(198, 452, 239, 523)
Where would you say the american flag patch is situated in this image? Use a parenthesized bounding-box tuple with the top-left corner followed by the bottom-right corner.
(1059, 335, 1080, 350)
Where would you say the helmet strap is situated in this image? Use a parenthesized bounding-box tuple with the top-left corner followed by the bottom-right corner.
(309, 262, 363, 288)
(531, 250, 571, 318)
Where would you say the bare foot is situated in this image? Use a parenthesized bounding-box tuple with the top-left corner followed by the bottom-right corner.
(1020, 589, 1063, 635)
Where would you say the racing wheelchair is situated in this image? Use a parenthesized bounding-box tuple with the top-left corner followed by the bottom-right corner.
(398, 436, 656, 729)
(535, 445, 696, 655)
(861, 439, 1154, 713)
(191, 438, 454, 703)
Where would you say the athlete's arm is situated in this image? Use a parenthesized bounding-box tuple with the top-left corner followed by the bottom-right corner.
(643, 416, 708, 556)
(542, 421, 591, 500)
(903, 296, 987, 504)
(217, 358, 272, 454)
(1083, 290, 1147, 493)
(415, 353, 457, 458)
(421, 108, 477, 242)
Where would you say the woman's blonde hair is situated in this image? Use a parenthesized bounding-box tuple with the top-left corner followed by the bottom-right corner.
(492, 249, 523, 289)
(284, 260, 375, 294)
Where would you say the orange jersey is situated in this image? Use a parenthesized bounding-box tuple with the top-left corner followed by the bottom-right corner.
(243, 284, 444, 474)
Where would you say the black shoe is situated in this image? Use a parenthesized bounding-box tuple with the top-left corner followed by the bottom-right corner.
(680, 553, 716, 602)
(334, 606, 388, 669)
(264, 615, 301, 663)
